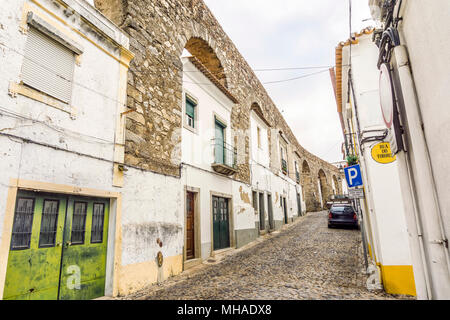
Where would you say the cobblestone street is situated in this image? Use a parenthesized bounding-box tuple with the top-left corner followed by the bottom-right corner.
(119, 212, 414, 300)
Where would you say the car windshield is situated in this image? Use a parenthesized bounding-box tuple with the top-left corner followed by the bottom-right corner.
(331, 206, 353, 213)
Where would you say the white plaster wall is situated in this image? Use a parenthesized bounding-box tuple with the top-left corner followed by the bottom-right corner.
(181, 58, 234, 171)
(232, 182, 255, 231)
(250, 112, 270, 168)
(0, 0, 123, 247)
(361, 148, 411, 265)
(121, 167, 183, 266)
(0, 0, 183, 278)
(181, 58, 250, 259)
(348, 34, 412, 266)
(182, 165, 234, 259)
(399, 0, 450, 245)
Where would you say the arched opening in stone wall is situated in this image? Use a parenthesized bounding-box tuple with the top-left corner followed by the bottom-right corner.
(317, 169, 328, 210)
(332, 175, 339, 195)
(183, 37, 228, 88)
(301, 160, 316, 212)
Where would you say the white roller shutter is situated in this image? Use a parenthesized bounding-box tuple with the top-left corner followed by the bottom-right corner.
(21, 27, 75, 103)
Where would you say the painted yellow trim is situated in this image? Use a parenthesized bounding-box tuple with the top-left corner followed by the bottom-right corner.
(10, 179, 121, 198)
(28, 0, 130, 67)
(112, 195, 122, 297)
(0, 178, 122, 299)
(0, 183, 18, 300)
(118, 255, 183, 296)
(379, 264, 417, 296)
(9, 82, 77, 118)
(21, 1, 80, 50)
(112, 48, 134, 187)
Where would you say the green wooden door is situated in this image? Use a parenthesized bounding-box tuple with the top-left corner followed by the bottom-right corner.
(59, 196, 109, 300)
(4, 191, 67, 300)
(3, 191, 109, 300)
(214, 120, 225, 164)
(212, 196, 230, 250)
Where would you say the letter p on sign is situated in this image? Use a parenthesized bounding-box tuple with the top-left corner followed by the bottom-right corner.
(344, 164, 363, 188)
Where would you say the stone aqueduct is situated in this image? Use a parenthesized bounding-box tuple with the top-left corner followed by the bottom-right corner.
(94, 0, 344, 211)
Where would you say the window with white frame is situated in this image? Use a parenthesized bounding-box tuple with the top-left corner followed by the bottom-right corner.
(185, 96, 197, 129)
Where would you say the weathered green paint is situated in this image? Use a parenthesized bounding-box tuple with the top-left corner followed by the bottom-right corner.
(4, 192, 67, 300)
(3, 191, 109, 300)
(59, 197, 109, 300)
(212, 196, 230, 251)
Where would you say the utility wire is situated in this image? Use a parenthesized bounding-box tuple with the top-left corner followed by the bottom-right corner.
(0, 106, 115, 145)
(183, 65, 335, 72)
(184, 68, 330, 86)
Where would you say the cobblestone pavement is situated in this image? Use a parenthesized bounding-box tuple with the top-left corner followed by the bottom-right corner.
(119, 211, 415, 300)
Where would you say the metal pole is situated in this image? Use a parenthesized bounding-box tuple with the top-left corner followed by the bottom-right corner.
(357, 198, 369, 271)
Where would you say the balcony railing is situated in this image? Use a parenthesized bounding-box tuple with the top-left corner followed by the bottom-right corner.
(281, 159, 287, 175)
(211, 139, 237, 176)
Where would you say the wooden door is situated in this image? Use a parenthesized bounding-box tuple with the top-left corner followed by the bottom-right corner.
(212, 196, 230, 250)
(267, 194, 274, 230)
(186, 192, 195, 260)
(4, 192, 109, 300)
(59, 196, 109, 300)
(4, 191, 67, 300)
(282, 197, 288, 224)
(259, 193, 265, 230)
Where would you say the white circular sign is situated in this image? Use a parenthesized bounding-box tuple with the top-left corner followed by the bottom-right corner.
(379, 63, 394, 129)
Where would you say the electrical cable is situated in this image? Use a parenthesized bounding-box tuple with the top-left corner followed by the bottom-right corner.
(0, 106, 115, 145)
(183, 68, 330, 86)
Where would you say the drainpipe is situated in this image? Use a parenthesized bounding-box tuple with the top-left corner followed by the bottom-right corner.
(393, 45, 450, 299)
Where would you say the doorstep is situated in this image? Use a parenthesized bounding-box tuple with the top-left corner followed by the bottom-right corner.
(184, 258, 202, 270)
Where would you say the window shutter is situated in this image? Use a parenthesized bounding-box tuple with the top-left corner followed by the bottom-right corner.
(22, 27, 75, 103)
(186, 98, 195, 118)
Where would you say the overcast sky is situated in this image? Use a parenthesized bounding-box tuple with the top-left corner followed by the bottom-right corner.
(203, 0, 374, 164)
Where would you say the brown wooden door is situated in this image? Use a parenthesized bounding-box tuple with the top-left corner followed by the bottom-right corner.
(186, 192, 195, 260)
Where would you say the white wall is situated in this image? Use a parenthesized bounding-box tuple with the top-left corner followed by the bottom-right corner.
(344, 35, 413, 267)
(399, 0, 450, 254)
(0, 0, 123, 245)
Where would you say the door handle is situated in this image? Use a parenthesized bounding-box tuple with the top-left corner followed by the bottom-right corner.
(65, 241, 72, 247)
(56, 242, 62, 247)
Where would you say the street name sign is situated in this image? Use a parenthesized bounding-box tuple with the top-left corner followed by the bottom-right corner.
(344, 164, 363, 188)
(371, 142, 396, 164)
(349, 188, 364, 199)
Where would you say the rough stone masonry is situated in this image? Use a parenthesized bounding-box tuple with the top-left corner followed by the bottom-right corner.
(94, 0, 343, 210)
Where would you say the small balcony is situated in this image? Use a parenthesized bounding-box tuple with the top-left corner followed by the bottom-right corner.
(211, 139, 237, 176)
(281, 159, 288, 175)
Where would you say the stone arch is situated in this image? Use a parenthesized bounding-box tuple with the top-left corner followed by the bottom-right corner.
(317, 169, 329, 210)
(184, 37, 228, 88)
(301, 160, 316, 212)
(332, 175, 339, 195)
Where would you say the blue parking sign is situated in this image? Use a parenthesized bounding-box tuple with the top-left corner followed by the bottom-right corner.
(344, 164, 363, 188)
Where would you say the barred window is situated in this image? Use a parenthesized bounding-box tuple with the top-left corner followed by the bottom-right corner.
(39, 200, 59, 248)
(71, 202, 87, 245)
(11, 198, 35, 250)
(90, 203, 105, 243)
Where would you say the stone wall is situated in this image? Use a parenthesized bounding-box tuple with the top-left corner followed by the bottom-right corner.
(94, 0, 343, 206)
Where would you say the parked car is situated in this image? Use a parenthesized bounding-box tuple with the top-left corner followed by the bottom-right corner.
(328, 204, 359, 229)
(325, 194, 351, 209)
